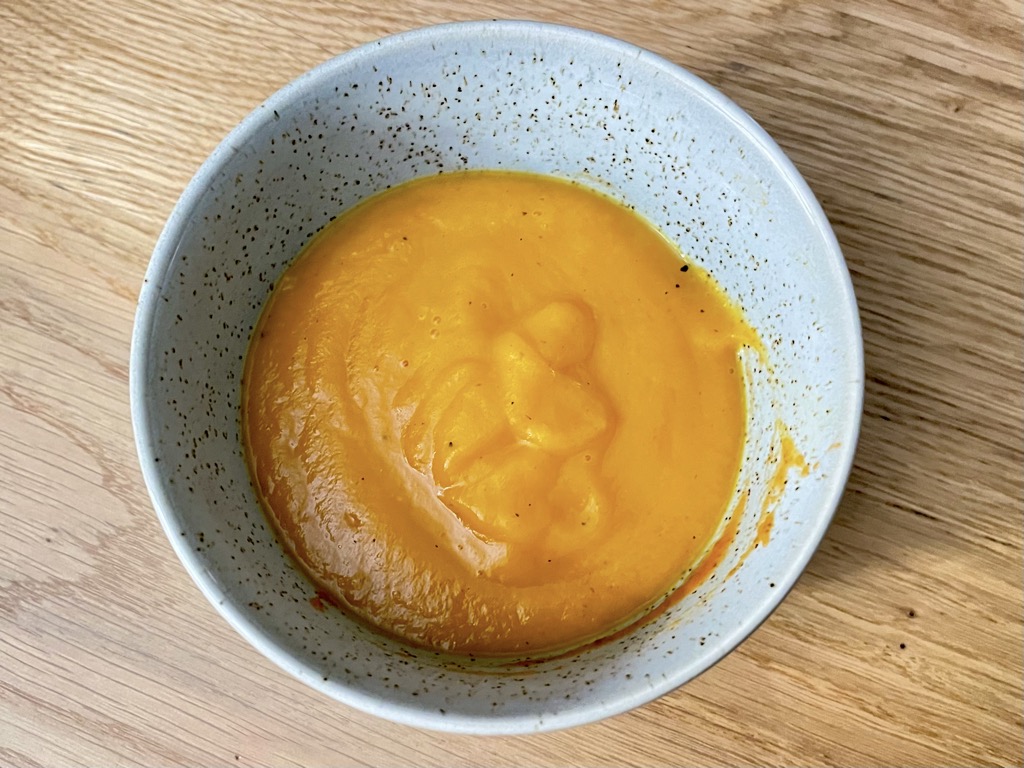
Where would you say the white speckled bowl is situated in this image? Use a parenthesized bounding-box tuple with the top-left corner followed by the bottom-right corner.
(130, 20, 862, 733)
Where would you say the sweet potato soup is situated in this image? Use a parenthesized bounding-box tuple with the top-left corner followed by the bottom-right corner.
(242, 170, 759, 656)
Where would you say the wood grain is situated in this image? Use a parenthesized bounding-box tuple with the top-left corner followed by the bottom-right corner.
(1, 0, 1021, 765)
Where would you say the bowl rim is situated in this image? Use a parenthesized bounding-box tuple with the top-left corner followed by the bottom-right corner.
(130, 18, 864, 735)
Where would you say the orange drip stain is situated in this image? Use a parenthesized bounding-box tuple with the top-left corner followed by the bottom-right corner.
(754, 509, 774, 549)
(309, 590, 338, 612)
(763, 424, 808, 513)
(678, 496, 746, 595)
(730, 421, 810, 579)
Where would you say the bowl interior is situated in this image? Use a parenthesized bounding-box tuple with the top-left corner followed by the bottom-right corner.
(131, 20, 862, 734)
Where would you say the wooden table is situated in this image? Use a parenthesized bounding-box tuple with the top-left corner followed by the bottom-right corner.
(2, 1, 1021, 765)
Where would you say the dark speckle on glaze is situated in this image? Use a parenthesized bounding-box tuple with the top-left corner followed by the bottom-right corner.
(136, 21, 861, 734)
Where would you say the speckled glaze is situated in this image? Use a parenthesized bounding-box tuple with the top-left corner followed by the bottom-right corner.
(130, 21, 862, 734)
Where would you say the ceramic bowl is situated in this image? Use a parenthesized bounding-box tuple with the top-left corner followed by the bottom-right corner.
(130, 20, 862, 734)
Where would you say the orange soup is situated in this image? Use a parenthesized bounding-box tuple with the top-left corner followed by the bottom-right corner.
(242, 171, 758, 656)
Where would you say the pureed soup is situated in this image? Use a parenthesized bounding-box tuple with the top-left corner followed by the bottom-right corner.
(242, 170, 761, 657)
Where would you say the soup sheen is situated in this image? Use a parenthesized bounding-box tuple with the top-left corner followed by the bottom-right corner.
(242, 171, 757, 656)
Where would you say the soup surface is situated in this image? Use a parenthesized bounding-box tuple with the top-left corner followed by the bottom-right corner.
(243, 171, 758, 656)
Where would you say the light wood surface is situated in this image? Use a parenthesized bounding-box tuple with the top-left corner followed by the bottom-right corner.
(2, 1, 1021, 765)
